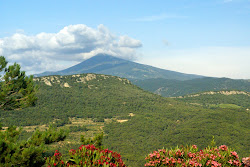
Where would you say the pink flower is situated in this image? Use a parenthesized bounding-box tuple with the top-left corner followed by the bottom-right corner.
(211, 160, 221, 167)
(188, 152, 196, 158)
(233, 160, 241, 166)
(170, 157, 176, 164)
(231, 151, 239, 159)
(206, 160, 211, 166)
(192, 145, 197, 149)
(219, 145, 228, 151)
(210, 154, 217, 160)
(177, 158, 182, 164)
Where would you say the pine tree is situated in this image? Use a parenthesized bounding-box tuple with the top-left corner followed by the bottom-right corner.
(0, 56, 37, 110)
(0, 56, 68, 166)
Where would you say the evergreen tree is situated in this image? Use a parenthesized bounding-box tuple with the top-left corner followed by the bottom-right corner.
(0, 56, 37, 110)
(0, 126, 68, 166)
(0, 56, 67, 166)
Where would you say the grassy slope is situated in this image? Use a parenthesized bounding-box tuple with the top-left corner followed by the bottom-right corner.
(0, 74, 249, 166)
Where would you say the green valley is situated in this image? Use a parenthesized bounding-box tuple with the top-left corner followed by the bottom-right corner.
(0, 73, 249, 166)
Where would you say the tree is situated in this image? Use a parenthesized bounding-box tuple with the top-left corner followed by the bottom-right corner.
(0, 125, 68, 166)
(0, 56, 68, 166)
(0, 56, 37, 110)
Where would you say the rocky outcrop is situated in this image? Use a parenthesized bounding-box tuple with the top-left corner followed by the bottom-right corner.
(175, 90, 250, 98)
(33, 74, 130, 87)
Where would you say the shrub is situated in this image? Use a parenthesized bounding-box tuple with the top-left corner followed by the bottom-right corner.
(93, 117, 105, 122)
(145, 145, 243, 167)
(54, 118, 72, 127)
(0, 126, 67, 166)
(80, 133, 103, 148)
(69, 125, 88, 132)
(46, 144, 126, 167)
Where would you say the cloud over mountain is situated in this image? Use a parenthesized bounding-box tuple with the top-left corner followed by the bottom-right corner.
(0, 24, 142, 74)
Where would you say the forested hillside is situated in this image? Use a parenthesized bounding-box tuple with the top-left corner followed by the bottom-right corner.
(175, 90, 250, 109)
(133, 77, 250, 97)
(0, 74, 249, 166)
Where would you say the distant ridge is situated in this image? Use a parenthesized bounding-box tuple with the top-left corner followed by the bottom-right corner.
(35, 54, 204, 81)
(133, 77, 250, 97)
(178, 90, 250, 98)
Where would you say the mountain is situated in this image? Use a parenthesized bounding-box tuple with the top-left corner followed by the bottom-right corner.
(1, 73, 249, 166)
(36, 54, 203, 80)
(133, 77, 250, 97)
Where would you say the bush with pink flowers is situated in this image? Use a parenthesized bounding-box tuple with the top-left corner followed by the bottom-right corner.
(46, 144, 126, 167)
(145, 145, 243, 167)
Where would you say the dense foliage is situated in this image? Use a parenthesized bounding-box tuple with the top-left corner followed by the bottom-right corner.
(81, 133, 104, 149)
(145, 145, 242, 166)
(0, 56, 37, 110)
(0, 74, 137, 126)
(0, 125, 67, 166)
(103, 105, 249, 166)
(46, 144, 126, 167)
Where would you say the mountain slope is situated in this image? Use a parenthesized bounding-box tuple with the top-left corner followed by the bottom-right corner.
(133, 77, 250, 97)
(1, 73, 249, 166)
(36, 54, 203, 80)
(175, 90, 250, 109)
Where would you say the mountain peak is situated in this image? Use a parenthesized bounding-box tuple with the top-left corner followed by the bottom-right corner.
(36, 54, 204, 80)
(82, 54, 128, 64)
(88, 54, 124, 60)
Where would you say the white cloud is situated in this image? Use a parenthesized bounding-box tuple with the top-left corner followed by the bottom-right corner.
(118, 36, 142, 48)
(0, 24, 142, 74)
(140, 47, 250, 79)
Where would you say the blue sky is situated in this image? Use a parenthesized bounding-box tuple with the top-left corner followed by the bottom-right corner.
(0, 0, 250, 79)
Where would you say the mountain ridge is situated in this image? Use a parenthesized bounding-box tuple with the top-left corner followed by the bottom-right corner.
(35, 54, 204, 81)
(133, 77, 250, 97)
(177, 90, 250, 97)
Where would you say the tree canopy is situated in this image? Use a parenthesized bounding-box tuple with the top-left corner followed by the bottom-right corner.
(0, 56, 37, 110)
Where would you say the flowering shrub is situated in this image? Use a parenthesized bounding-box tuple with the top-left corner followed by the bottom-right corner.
(46, 144, 126, 167)
(145, 145, 243, 167)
